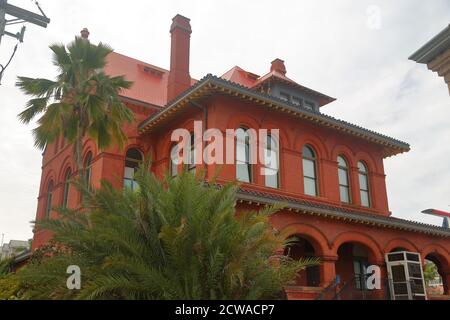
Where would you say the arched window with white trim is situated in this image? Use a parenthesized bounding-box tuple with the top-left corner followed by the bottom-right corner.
(170, 144, 179, 177)
(63, 168, 71, 208)
(45, 180, 54, 219)
(264, 134, 279, 188)
(302, 145, 318, 196)
(236, 127, 252, 183)
(358, 161, 370, 207)
(124, 148, 143, 191)
(84, 151, 93, 187)
(186, 132, 196, 173)
(337, 156, 351, 203)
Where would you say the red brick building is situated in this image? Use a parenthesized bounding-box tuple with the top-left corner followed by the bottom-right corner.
(32, 15, 450, 300)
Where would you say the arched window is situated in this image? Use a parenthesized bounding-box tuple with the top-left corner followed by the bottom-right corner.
(62, 168, 71, 208)
(45, 180, 54, 219)
(236, 127, 252, 183)
(358, 161, 370, 207)
(337, 156, 351, 203)
(170, 144, 179, 177)
(84, 152, 93, 187)
(186, 132, 196, 173)
(124, 148, 143, 191)
(302, 145, 318, 196)
(264, 134, 279, 188)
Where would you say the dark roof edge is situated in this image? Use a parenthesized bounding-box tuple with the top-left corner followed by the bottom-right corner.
(409, 24, 450, 64)
(253, 74, 336, 107)
(237, 190, 450, 237)
(236, 190, 450, 237)
(138, 74, 410, 153)
(119, 95, 163, 110)
(13, 249, 32, 264)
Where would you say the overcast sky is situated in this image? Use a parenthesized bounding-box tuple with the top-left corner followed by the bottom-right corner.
(0, 0, 449, 243)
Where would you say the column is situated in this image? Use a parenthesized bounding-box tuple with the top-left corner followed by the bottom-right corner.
(320, 255, 338, 286)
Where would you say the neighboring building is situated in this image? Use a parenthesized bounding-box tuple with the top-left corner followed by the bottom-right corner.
(31, 15, 450, 299)
(409, 24, 450, 93)
(0, 240, 30, 260)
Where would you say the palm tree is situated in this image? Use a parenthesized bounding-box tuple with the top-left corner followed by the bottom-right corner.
(16, 36, 133, 183)
(14, 162, 319, 299)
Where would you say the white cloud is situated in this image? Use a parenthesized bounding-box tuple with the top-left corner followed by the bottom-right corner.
(0, 0, 449, 242)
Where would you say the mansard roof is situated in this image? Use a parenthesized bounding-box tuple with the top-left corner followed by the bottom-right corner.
(138, 74, 410, 157)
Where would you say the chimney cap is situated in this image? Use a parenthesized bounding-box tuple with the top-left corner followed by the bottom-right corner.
(270, 58, 286, 75)
(80, 27, 90, 39)
(170, 14, 192, 34)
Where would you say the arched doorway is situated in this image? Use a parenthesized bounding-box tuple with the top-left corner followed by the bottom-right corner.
(424, 254, 448, 296)
(335, 242, 381, 299)
(284, 235, 321, 287)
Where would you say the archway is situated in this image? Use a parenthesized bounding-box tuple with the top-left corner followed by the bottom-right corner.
(424, 254, 448, 296)
(284, 235, 321, 287)
(334, 242, 381, 299)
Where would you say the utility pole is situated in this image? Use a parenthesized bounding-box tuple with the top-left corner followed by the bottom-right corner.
(0, 0, 6, 46)
(0, 0, 49, 83)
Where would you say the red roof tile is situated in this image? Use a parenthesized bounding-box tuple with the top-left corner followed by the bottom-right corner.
(104, 51, 196, 107)
(105, 51, 332, 107)
(220, 66, 259, 88)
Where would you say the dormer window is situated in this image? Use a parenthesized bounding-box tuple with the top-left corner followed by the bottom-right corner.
(292, 96, 302, 107)
(304, 100, 315, 110)
(280, 91, 290, 102)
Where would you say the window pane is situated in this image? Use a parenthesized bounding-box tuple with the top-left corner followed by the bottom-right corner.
(125, 159, 139, 168)
(126, 148, 142, 161)
(124, 166, 135, 179)
(171, 162, 177, 176)
(340, 186, 350, 203)
(358, 161, 367, 173)
(304, 177, 317, 196)
(359, 173, 368, 190)
(264, 144, 278, 170)
(292, 96, 302, 106)
(302, 146, 314, 158)
(237, 162, 250, 182)
(63, 170, 71, 208)
(304, 101, 315, 110)
(236, 140, 247, 162)
(360, 190, 370, 207)
(124, 178, 133, 189)
(338, 168, 349, 186)
(303, 159, 315, 178)
(337, 156, 347, 167)
(264, 168, 279, 188)
(170, 145, 178, 176)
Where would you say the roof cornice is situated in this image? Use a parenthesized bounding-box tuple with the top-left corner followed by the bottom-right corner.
(409, 24, 450, 64)
(236, 189, 450, 238)
(138, 74, 410, 157)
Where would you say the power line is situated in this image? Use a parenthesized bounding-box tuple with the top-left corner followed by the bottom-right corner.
(0, 41, 18, 84)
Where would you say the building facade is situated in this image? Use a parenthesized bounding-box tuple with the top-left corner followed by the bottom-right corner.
(31, 15, 450, 299)
(1, 240, 29, 260)
(410, 24, 450, 93)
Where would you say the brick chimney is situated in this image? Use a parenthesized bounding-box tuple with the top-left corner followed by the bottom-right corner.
(167, 14, 192, 102)
(270, 58, 286, 75)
